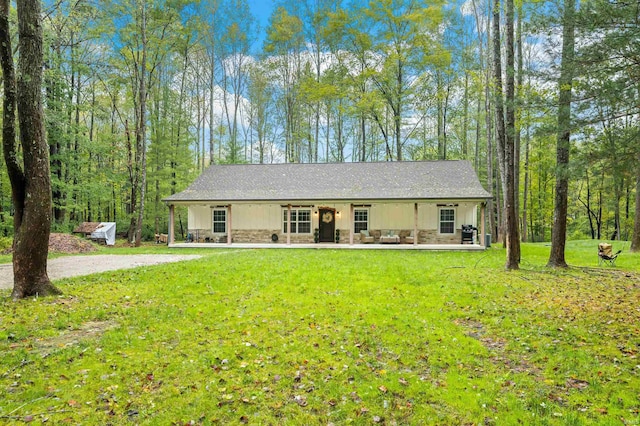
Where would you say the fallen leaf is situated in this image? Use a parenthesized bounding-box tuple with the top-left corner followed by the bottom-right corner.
(294, 395, 307, 407)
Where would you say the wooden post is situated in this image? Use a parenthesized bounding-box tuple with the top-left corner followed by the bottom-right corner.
(349, 204, 354, 245)
(287, 204, 292, 245)
(480, 202, 486, 247)
(414, 203, 418, 246)
(168, 204, 175, 245)
(227, 204, 232, 245)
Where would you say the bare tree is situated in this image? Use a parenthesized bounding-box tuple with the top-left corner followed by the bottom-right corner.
(0, 0, 61, 298)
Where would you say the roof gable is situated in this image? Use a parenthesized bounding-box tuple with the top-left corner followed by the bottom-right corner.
(163, 161, 491, 203)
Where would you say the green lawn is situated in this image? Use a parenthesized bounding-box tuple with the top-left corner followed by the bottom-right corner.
(1, 242, 639, 424)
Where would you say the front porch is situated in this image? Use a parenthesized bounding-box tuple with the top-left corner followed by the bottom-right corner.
(168, 242, 485, 251)
(167, 201, 489, 249)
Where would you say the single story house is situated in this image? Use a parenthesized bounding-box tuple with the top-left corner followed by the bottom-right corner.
(162, 160, 491, 247)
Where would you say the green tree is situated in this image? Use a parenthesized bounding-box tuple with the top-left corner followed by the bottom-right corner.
(1, 0, 60, 298)
(548, 0, 577, 268)
(264, 6, 304, 163)
(575, 0, 640, 250)
(365, 0, 447, 161)
(219, 0, 256, 163)
(492, 0, 520, 269)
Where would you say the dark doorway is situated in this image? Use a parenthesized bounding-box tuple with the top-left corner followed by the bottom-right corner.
(318, 208, 336, 242)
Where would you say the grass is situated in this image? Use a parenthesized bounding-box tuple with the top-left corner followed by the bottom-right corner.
(0, 241, 639, 424)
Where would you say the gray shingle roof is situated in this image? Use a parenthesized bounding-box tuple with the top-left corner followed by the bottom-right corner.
(163, 161, 491, 203)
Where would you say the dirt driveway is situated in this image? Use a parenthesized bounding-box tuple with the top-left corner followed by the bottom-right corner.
(0, 254, 201, 290)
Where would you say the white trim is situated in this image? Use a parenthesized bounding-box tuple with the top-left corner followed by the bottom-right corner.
(438, 207, 456, 235)
(282, 207, 312, 235)
(353, 208, 370, 233)
(212, 208, 227, 235)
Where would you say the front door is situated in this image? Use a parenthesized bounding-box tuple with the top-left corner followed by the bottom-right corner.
(318, 208, 336, 242)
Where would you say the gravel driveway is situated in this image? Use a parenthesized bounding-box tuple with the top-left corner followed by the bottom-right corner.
(0, 254, 201, 290)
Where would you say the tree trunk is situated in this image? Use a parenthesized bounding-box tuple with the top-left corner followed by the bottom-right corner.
(134, 1, 148, 247)
(516, 3, 524, 242)
(1, 0, 60, 298)
(462, 72, 469, 159)
(522, 99, 531, 242)
(491, 0, 508, 244)
(547, 0, 576, 268)
(631, 162, 640, 251)
(504, 0, 520, 266)
(492, 0, 519, 268)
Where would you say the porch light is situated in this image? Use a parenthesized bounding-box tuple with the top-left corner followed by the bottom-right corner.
(336, 211, 341, 217)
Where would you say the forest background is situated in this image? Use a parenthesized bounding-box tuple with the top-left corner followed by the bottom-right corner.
(0, 0, 637, 246)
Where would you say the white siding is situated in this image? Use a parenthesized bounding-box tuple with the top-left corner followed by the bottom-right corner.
(329, 203, 351, 230)
(233, 204, 281, 230)
(188, 206, 212, 230)
(420, 204, 438, 229)
(370, 202, 477, 231)
(370, 203, 414, 229)
(456, 203, 478, 227)
(188, 202, 479, 232)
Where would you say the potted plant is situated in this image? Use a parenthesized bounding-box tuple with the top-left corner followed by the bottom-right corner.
(335, 229, 340, 243)
(314, 228, 319, 243)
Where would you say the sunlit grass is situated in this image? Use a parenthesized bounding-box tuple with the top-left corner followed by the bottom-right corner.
(0, 244, 639, 424)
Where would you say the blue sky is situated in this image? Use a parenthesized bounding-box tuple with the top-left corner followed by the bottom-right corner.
(246, 0, 275, 51)
(248, 0, 275, 38)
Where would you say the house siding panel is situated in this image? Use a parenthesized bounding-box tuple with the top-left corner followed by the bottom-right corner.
(233, 204, 281, 230)
(189, 206, 212, 230)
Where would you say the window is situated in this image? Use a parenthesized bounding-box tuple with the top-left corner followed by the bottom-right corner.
(439, 208, 455, 234)
(212, 209, 227, 234)
(283, 209, 311, 234)
(354, 209, 369, 233)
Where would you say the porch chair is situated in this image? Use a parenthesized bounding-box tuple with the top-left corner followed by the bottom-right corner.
(598, 242, 621, 266)
(360, 230, 374, 244)
(405, 230, 415, 244)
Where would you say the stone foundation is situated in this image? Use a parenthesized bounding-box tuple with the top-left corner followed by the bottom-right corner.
(186, 228, 467, 245)
(187, 229, 318, 244)
(366, 229, 462, 244)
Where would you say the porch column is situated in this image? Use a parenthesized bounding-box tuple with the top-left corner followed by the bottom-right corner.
(349, 204, 354, 245)
(227, 204, 232, 245)
(287, 204, 292, 245)
(414, 203, 418, 246)
(480, 202, 486, 247)
(168, 204, 175, 245)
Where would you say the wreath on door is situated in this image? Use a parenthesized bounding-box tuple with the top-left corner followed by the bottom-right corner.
(322, 211, 334, 223)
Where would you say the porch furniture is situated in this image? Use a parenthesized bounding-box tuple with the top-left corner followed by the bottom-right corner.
(405, 230, 415, 244)
(379, 230, 400, 244)
(598, 242, 621, 266)
(461, 225, 476, 244)
(360, 230, 374, 244)
(214, 235, 228, 243)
